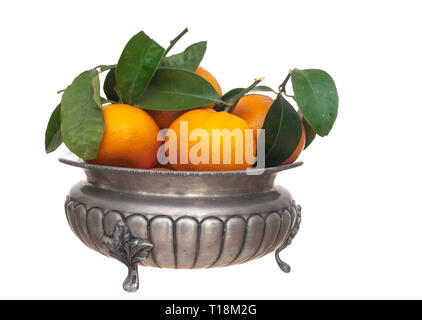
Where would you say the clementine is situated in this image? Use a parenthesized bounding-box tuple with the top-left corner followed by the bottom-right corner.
(90, 104, 161, 169)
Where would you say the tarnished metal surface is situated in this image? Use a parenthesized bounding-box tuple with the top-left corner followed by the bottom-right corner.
(60, 153, 302, 292)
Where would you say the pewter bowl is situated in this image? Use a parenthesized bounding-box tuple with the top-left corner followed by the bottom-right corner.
(60, 153, 302, 292)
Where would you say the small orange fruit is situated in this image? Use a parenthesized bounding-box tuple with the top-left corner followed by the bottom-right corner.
(148, 66, 223, 129)
(281, 121, 306, 165)
(232, 94, 273, 141)
(232, 94, 305, 165)
(195, 66, 223, 108)
(90, 104, 161, 169)
(166, 109, 256, 171)
(147, 110, 185, 129)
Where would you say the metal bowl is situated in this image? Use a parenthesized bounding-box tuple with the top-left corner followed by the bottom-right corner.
(60, 153, 302, 292)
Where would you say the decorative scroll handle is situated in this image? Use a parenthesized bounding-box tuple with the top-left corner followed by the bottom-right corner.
(275, 202, 302, 273)
(102, 221, 153, 292)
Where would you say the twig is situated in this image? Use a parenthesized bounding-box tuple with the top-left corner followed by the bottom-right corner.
(164, 27, 189, 56)
(278, 70, 292, 94)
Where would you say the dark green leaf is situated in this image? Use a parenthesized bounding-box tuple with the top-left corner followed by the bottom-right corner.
(253, 85, 277, 94)
(221, 85, 277, 101)
(116, 31, 165, 105)
(45, 104, 62, 153)
(221, 88, 244, 101)
(61, 69, 105, 160)
(135, 68, 223, 110)
(291, 68, 338, 136)
(160, 41, 207, 72)
(103, 68, 119, 102)
(303, 118, 316, 149)
(260, 95, 302, 166)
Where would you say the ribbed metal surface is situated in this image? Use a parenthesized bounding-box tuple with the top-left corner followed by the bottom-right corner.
(65, 196, 298, 269)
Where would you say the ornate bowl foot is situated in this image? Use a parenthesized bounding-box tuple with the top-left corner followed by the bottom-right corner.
(275, 204, 302, 273)
(275, 245, 291, 273)
(102, 222, 153, 293)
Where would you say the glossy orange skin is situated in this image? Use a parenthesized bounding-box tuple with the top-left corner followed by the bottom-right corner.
(147, 110, 186, 129)
(195, 66, 223, 109)
(90, 104, 161, 169)
(232, 94, 274, 142)
(148, 66, 223, 129)
(232, 94, 305, 165)
(281, 121, 306, 165)
(166, 109, 256, 171)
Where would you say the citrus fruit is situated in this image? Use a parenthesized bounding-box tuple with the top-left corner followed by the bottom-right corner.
(147, 110, 185, 129)
(166, 109, 256, 171)
(147, 66, 223, 129)
(281, 121, 306, 165)
(195, 66, 223, 107)
(232, 94, 273, 141)
(232, 94, 305, 165)
(90, 104, 161, 169)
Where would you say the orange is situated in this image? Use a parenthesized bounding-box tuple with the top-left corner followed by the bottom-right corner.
(281, 121, 306, 165)
(90, 104, 161, 169)
(195, 66, 223, 108)
(147, 110, 185, 130)
(151, 167, 172, 171)
(232, 94, 273, 141)
(166, 109, 256, 171)
(232, 94, 305, 165)
(148, 66, 223, 129)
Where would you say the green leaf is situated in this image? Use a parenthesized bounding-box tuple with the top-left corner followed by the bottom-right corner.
(303, 118, 316, 150)
(45, 104, 62, 153)
(254, 85, 277, 94)
(135, 68, 223, 110)
(260, 95, 302, 166)
(61, 69, 105, 160)
(103, 68, 119, 102)
(116, 31, 165, 105)
(221, 88, 244, 101)
(291, 68, 338, 136)
(160, 41, 207, 72)
(221, 85, 277, 101)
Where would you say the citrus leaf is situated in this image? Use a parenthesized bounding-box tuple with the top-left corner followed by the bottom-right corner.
(221, 88, 244, 101)
(61, 69, 105, 160)
(45, 104, 62, 153)
(135, 68, 223, 110)
(260, 95, 302, 166)
(160, 41, 207, 72)
(303, 118, 316, 150)
(222, 85, 277, 101)
(103, 68, 119, 102)
(116, 31, 165, 105)
(291, 69, 338, 136)
(254, 85, 277, 94)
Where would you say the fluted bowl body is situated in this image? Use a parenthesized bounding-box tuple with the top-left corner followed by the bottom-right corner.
(61, 154, 302, 269)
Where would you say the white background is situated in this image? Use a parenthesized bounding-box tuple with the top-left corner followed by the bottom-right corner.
(0, 0, 421, 299)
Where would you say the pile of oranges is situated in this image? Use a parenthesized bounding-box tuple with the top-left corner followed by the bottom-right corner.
(90, 66, 305, 171)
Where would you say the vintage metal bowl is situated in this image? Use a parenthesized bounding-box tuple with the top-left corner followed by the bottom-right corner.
(60, 153, 302, 292)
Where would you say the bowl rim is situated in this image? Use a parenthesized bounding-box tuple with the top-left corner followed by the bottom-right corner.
(58, 152, 303, 176)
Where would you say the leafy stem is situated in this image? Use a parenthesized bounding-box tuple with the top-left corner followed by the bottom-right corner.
(164, 27, 189, 57)
(217, 77, 264, 113)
